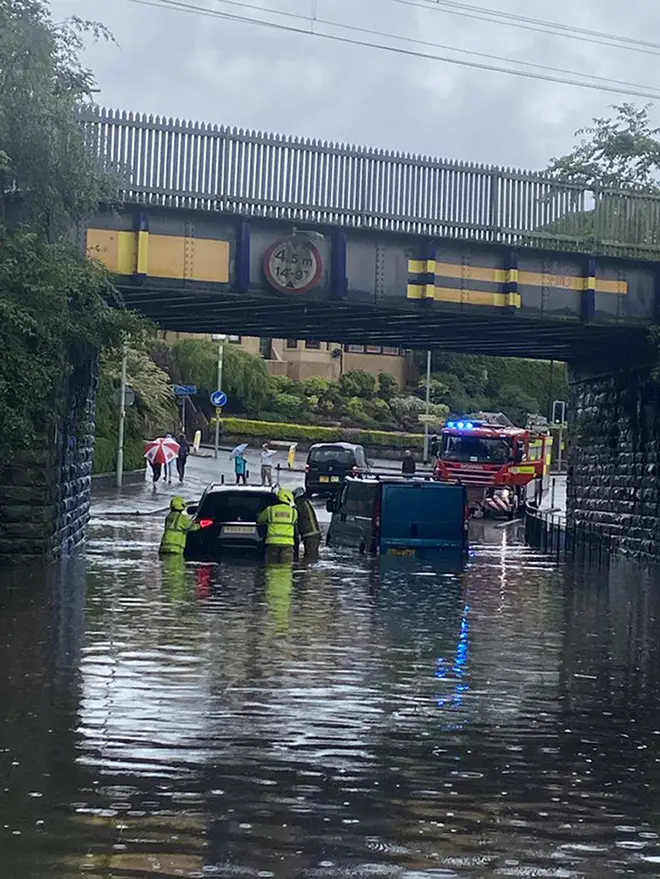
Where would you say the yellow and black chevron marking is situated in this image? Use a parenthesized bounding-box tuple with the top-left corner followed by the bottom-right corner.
(407, 254, 628, 307)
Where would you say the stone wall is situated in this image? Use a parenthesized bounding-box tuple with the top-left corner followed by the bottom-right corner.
(0, 359, 97, 561)
(568, 365, 660, 559)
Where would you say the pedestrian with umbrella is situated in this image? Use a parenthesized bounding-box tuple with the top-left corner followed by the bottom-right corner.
(230, 443, 249, 485)
(145, 436, 180, 493)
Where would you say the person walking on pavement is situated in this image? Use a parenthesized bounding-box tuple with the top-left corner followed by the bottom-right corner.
(293, 487, 322, 562)
(158, 496, 200, 556)
(260, 443, 276, 486)
(163, 433, 176, 483)
(176, 433, 190, 483)
(257, 488, 298, 564)
(148, 459, 162, 492)
(402, 449, 416, 477)
(234, 450, 248, 485)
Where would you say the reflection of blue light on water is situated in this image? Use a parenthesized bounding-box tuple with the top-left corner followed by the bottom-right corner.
(435, 603, 471, 712)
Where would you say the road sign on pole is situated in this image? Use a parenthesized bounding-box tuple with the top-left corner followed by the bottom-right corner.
(113, 386, 135, 408)
(174, 384, 197, 397)
(210, 390, 227, 407)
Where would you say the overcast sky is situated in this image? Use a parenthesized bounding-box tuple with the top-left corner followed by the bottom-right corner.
(50, 0, 660, 171)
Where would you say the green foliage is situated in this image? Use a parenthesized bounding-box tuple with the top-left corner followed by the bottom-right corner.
(338, 369, 376, 399)
(0, 232, 132, 455)
(0, 0, 116, 232)
(171, 338, 270, 412)
(547, 104, 660, 191)
(302, 376, 332, 399)
(493, 384, 541, 428)
(377, 371, 398, 402)
(220, 417, 423, 450)
(94, 337, 177, 469)
(93, 436, 144, 475)
(270, 392, 304, 421)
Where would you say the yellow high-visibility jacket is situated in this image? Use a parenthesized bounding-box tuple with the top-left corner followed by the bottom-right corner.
(257, 503, 298, 546)
(159, 511, 199, 555)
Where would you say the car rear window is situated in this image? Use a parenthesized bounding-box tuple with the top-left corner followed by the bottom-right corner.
(198, 492, 276, 523)
(309, 446, 354, 466)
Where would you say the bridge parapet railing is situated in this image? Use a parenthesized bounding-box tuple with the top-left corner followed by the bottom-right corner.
(80, 107, 660, 259)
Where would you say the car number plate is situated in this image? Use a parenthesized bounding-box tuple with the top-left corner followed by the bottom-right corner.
(222, 525, 256, 536)
(319, 476, 330, 483)
(388, 547, 416, 557)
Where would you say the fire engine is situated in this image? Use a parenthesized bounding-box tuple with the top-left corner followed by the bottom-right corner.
(433, 412, 552, 518)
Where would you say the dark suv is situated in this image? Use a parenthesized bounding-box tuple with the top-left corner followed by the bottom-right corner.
(184, 485, 278, 561)
(304, 442, 369, 497)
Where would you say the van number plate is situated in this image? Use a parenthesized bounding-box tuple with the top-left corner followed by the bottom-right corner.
(388, 548, 416, 557)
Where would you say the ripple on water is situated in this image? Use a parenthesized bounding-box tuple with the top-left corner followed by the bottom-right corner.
(1, 522, 660, 876)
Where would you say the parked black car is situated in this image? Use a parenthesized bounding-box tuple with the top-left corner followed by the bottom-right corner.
(304, 442, 369, 497)
(184, 484, 278, 561)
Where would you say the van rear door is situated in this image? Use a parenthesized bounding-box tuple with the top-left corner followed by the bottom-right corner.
(379, 482, 467, 555)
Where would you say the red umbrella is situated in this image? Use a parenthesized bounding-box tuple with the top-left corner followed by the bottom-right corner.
(145, 436, 180, 466)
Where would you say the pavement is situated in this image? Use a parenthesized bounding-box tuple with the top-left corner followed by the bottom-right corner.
(539, 473, 566, 515)
(91, 447, 567, 518)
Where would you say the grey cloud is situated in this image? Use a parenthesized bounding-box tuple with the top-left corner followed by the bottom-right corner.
(51, 0, 660, 171)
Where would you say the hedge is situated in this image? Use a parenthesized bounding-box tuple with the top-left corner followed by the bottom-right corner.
(93, 436, 145, 474)
(220, 417, 423, 450)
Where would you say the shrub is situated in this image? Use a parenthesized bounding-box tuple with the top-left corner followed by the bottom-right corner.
(93, 436, 144, 474)
(338, 369, 376, 399)
(220, 417, 423, 450)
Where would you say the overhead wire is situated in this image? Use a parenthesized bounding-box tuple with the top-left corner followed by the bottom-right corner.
(161, 0, 660, 93)
(393, 0, 660, 58)
(126, 0, 660, 100)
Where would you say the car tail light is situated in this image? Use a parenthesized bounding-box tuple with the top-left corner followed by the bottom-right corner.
(199, 519, 214, 529)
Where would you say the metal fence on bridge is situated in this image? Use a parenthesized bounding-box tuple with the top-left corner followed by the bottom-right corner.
(80, 107, 660, 259)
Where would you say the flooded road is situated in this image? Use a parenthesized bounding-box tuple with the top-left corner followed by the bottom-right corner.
(2, 513, 660, 877)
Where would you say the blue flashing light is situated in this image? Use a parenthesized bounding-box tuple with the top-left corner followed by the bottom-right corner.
(465, 422, 474, 430)
(447, 421, 455, 428)
(457, 421, 465, 429)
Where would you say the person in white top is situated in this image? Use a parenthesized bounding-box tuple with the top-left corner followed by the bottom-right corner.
(260, 443, 276, 486)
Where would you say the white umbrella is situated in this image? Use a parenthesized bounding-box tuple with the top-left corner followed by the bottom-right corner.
(229, 443, 249, 459)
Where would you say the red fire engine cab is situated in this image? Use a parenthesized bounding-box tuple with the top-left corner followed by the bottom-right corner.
(433, 412, 551, 518)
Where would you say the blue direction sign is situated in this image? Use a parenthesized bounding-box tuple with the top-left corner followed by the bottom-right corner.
(174, 384, 197, 397)
(210, 390, 228, 407)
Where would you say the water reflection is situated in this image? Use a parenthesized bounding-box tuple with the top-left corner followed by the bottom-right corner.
(2, 521, 660, 876)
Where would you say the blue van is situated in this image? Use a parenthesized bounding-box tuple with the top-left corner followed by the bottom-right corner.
(326, 476, 469, 556)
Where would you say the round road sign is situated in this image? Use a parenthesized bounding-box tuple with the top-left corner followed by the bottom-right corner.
(210, 390, 228, 407)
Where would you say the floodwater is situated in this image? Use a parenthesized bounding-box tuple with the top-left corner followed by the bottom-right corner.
(2, 516, 660, 878)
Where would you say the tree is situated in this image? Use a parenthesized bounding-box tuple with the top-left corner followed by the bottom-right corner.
(544, 104, 660, 251)
(547, 104, 660, 191)
(338, 369, 376, 399)
(171, 338, 270, 412)
(494, 385, 540, 428)
(0, 1, 115, 232)
(0, 1, 134, 458)
(377, 372, 398, 402)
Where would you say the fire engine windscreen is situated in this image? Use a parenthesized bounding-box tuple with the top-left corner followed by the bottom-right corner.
(441, 435, 512, 464)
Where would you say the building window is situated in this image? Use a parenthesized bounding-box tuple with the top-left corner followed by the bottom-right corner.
(259, 337, 272, 359)
(286, 339, 298, 349)
(345, 344, 365, 354)
(366, 344, 382, 354)
(305, 340, 321, 349)
(382, 346, 400, 356)
(228, 335, 241, 344)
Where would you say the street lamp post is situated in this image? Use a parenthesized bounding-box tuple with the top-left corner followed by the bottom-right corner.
(212, 334, 226, 460)
(423, 349, 432, 463)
